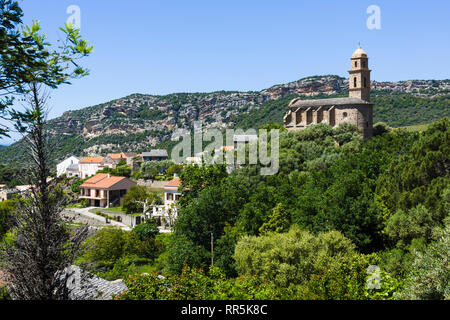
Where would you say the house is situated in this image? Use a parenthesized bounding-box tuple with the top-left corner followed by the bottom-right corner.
(103, 153, 139, 169)
(15, 185, 32, 193)
(151, 175, 181, 230)
(142, 150, 169, 162)
(80, 173, 137, 208)
(79, 157, 105, 179)
(164, 175, 182, 205)
(66, 163, 80, 178)
(57, 156, 80, 177)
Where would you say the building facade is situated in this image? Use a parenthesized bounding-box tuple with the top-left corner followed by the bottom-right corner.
(151, 176, 181, 231)
(57, 156, 80, 177)
(283, 46, 373, 139)
(79, 157, 105, 179)
(142, 150, 169, 162)
(80, 173, 137, 208)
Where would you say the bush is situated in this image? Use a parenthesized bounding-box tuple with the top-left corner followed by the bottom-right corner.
(115, 266, 276, 300)
(0, 286, 10, 300)
(233, 225, 358, 287)
(122, 186, 162, 214)
(133, 222, 159, 241)
(373, 122, 391, 137)
(396, 218, 450, 300)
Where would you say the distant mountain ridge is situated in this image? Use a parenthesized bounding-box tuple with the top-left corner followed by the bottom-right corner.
(0, 75, 449, 165)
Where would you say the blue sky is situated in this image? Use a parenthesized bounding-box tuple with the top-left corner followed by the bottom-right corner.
(2, 0, 449, 144)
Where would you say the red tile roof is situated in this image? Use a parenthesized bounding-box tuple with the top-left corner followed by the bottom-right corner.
(81, 174, 128, 189)
(165, 177, 181, 188)
(80, 157, 105, 164)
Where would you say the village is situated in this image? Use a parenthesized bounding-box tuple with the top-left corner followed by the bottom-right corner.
(0, 133, 256, 234)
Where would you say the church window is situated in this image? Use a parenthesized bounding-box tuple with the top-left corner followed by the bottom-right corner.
(354, 77, 357, 88)
(362, 60, 366, 68)
(355, 61, 357, 67)
(343, 112, 348, 118)
(364, 77, 367, 88)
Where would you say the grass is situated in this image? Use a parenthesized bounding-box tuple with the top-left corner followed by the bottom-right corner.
(102, 206, 126, 213)
(400, 123, 431, 132)
(136, 264, 157, 274)
(148, 187, 164, 194)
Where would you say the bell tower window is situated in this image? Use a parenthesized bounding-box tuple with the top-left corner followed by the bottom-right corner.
(364, 77, 367, 88)
(354, 77, 357, 88)
(355, 61, 357, 68)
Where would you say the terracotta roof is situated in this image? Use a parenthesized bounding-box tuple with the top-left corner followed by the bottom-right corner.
(107, 152, 138, 160)
(108, 153, 125, 160)
(81, 174, 128, 189)
(80, 157, 105, 164)
(165, 177, 181, 188)
(222, 146, 235, 152)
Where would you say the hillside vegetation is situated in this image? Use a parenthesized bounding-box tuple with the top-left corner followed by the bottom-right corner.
(0, 76, 448, 166)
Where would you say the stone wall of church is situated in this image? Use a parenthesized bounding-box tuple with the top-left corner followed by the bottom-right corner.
(285, 104, 372, 138)
(337, 105, 373, 139)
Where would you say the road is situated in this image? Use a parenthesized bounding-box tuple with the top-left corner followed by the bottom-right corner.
(64, 207, 132, 231)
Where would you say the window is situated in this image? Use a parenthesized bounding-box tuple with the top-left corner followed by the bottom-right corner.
(343, 112, 348, 118)
(354, 77, 357, 88)
(362, 60, 366, 68)
(364, 77, 367, 88)
(355, 61, 357, 67)
(167, 193, 173, 201)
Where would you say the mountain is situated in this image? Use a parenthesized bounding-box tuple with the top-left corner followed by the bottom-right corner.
(0, 75, 449, 165)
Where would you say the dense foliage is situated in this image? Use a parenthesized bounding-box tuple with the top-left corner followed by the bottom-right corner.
(77, 226, 165, 281)
(159, 118, 449, 299)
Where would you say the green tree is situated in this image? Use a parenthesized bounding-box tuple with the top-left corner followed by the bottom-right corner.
(259, 203, 290, 235)
(396, 218, 450, 300)
(133, 222, 159, 241)
(0, 1, 92, 300)
(384, 205, 439, 249)
(0, 199, 15, 239)
(122, 185, 161, 214)
(233, 225, 357, 288)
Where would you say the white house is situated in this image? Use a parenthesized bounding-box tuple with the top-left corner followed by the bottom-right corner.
(151, 175, 182, 231)
(79, 157, 105, 179)
(57, 156, 80, 177)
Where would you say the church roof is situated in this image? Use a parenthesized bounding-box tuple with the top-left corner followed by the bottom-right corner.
(352, 46, 368, 59)
(289, 97, 371, 109)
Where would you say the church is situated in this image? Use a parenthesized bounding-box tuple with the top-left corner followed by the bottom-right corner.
(283, 46, 373, 139)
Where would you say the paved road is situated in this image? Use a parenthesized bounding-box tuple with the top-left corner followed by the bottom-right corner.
(64, 207, 132, 231)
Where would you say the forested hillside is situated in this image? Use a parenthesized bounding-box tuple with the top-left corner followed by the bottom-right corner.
(108, 118, 448, 300)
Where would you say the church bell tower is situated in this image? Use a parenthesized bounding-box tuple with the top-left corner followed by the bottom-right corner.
(348, 46, 371, 102)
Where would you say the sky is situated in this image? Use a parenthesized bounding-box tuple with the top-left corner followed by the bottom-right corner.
(2, 0, 449, 144)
